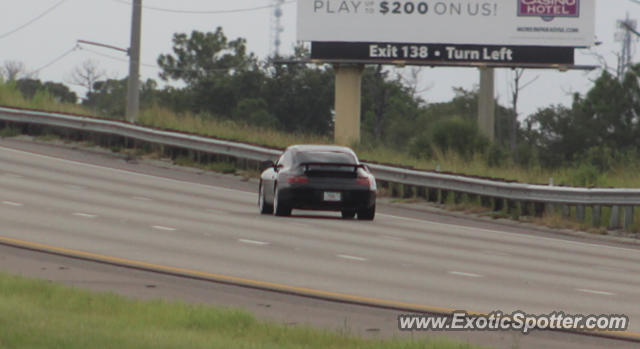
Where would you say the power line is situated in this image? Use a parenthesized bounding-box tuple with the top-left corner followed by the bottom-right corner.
(111, 0, 294, 15)
(80, 45, 231, 73)
(0, 0, 68, 40)
(28, 45, 79, 76)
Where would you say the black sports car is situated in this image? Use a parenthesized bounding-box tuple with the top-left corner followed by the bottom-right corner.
(259, 145, 377, 220)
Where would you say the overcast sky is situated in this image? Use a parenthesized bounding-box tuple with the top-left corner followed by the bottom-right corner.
(1, 0, 639, 119)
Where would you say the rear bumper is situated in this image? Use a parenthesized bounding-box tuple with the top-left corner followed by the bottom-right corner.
(278, 187, 376, 211)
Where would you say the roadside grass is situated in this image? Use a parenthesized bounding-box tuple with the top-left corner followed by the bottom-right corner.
(0, 82, 88, 116)
(0, 272, 488, 349)
(137, 106, 331, 150)
(1, 81, 640, 188)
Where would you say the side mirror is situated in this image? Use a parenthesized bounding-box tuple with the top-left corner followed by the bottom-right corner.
(261, 160, 275, 170)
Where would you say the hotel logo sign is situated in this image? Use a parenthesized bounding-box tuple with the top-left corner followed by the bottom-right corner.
(518, 0, 580, 22)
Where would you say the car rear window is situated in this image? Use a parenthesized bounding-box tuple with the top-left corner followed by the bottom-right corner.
(295, 151, 358, 165)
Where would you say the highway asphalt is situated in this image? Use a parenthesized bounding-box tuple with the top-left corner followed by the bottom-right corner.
(0, 138, 639, 349)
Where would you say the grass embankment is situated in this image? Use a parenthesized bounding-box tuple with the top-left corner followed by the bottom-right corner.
(0, 273, 486, 349)
(1, 81, 640, 188)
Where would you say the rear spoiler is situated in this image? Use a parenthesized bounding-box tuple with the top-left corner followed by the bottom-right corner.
(301, 163, 367, 172)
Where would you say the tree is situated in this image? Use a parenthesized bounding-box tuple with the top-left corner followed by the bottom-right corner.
(361, 65, 421, 147)
(84, 78, 158, 118)
(527, 67, 640, 167)
(158, 28, 257, 85)
(395, 66, 431, 103)
(157, 28, 262, 117)
(15, 79, 77, 103)
(507, 69, 538, 153)
(1, 61, 33, 81)
(262, 46, 335, 135)
(68, 59, 105, 96)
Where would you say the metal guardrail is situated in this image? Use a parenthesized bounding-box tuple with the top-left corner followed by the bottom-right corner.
(0, 106, 281, 162)
(370, 163, 640, 206)
(0, 106, 637, 228)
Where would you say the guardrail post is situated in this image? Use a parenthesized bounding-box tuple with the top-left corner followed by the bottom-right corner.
(609, 206, 621, 230)
(624, 206, 635, 231)
(520, 201, 531, 216)
(576, 205, 586, 222)
(238, 158, 248, 170)
(562, 205, 570, 218)
(592, 205, 602, 227)
(454, 192, 463, 205)
(416, 186, 427, 200)
(493, 198, 504, 212)
(428, 188, 438, 202)
(481, 196, 492, 208)
(391, 182, 401, 198)
(534, 203, 545, 217)
(545, 203, 555, 217)
(440, 190, 449, 204)
(403, 185, 415, 199)
(507, 200, 517, 215)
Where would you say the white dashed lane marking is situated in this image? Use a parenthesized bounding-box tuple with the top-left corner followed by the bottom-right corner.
(73, 213, 97, 219)
(576, 288, 616, 297)
(449, 271, 484, 278)
(2, 201, 24, 207)
(337, 254, 368, 262)
(132, 196, 153, 201)
(238, 239, 270, 246)
(152, 226, 177, 232)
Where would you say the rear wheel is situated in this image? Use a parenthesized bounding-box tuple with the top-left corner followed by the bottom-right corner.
(341, 210, 356, 219)
(258, 184, 273, 214)
(273, 185, 292, 217)
(357, 205, 375, 221)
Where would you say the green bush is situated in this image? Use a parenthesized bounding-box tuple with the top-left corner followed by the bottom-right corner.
(431, 117, 488, 158)
(408, 132, 433, 159)
(486, 144, 508, 168)
(577, 146, 615, 172)
(566, 163, 601, 187)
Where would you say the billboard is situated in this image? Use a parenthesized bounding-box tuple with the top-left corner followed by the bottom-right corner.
(297, 0, 596, 48)
(311, 42, 575, 65)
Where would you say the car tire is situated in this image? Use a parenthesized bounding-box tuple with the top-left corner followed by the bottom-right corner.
(258, 183, 273, 214)
(341, 210, 356, 219)
(357, 205, 375, 221)
(273, 185, 292, 217)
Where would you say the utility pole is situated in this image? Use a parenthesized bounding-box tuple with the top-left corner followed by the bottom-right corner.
(126, 0, 142, 123)
(615, 13, 637, 80)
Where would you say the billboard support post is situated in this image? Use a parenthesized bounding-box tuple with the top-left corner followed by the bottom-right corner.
(478, 67, 496, 142)
(334, 64, 364, 146)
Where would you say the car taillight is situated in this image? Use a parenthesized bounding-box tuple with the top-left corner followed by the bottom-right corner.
(357, 176, 372, 186)
(287, 175, 309, 184)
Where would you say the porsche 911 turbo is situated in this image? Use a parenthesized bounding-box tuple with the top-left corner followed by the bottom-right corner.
(258, 145, 377, 220)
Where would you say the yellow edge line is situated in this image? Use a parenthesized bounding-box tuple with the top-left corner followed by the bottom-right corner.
(1, 235, 639, 341)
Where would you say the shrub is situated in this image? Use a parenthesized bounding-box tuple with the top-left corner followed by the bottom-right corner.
(431, 117, 488, 158)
